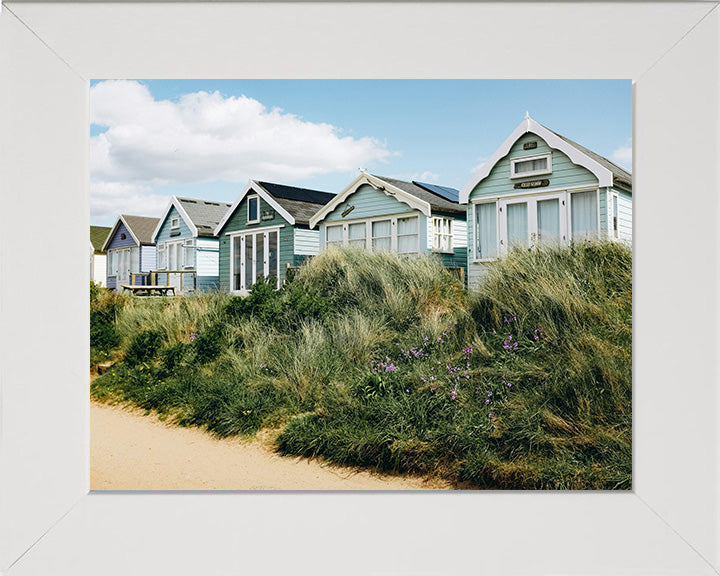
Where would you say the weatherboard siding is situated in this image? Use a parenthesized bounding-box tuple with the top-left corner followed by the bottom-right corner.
(294, 228, 320, 256)
(156, 205, 193, 243)
(106, 221, 138, 249)
(617, 189, 632, 243)
(140, 245, 156, 273)
(197, 243, 220, 277)
(325, 184, 415, 223)
(218, 195, 294, 290)
(599, 189, 608, 239)
(468, 133, 599, 200)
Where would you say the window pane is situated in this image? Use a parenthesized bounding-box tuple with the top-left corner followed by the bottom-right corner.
(398, 234, 418, 253)
(507, 202, 528, 249)
(233, 237, 242, 290)
(255, 233, 265, 281)
(397, 216, 418, 235)
(372, 220, 392, 251)
(269, 231, 278, 283)
(571, 191, 598, 239)
(475, 203, 497, 259)
(613, 195, 619, 237)
(515, 156, 547, 174)
(348, 222, 366, 247)
(244, 235, 253, 288)
(326, 225, 343, 245)
(248, 197, 258, 222)
(537, 198, 560, 244)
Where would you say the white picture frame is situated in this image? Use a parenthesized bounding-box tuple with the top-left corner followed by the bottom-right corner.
(1, 2, 719, 575)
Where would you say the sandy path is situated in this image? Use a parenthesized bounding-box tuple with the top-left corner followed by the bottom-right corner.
(91, 401, 452, 490)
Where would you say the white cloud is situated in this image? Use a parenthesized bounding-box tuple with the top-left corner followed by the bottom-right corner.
(91, 181, 169, 223)
(90, 80, 394, 218)
(387, 171, 440, 183)
(611, 140, 632, 170)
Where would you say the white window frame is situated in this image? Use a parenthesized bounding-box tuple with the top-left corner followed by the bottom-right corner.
(229, 226, 282, 293)
(325, 224, 344, 247)
(510, 152, 553, 179)
(568, 189, 601, 242)
(472, 188, 599, 261)
(157, 242, 167, 270)
(324, 213, 421, 255)
(431, 216, 454, 253)
(170, 216, 180, 229)
(247, 195, 260, 225)
(183, 238, 195, 269)
(472, 200, 500, 263)
(611, 191, 619, 240)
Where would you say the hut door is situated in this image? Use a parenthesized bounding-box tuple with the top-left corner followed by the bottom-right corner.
(236, 229, 280, 291)
(167, 241, 183, 293)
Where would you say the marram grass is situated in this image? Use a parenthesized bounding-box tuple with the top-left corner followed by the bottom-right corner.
(91, 242, 631, 489)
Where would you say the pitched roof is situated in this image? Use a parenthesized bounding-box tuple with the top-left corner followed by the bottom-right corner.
(546, 127, 632, 189)
(255, 181, 336, 226)
(90, 226, 112, 252)
(122, 215, 160, 245)
(175, 197, 233, 237)
(372, 176, 464, 213)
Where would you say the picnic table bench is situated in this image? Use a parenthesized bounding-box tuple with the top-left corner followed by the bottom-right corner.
(121, 284, 176, 297)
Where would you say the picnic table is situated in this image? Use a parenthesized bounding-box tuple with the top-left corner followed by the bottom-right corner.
(121, 284, 176, 297)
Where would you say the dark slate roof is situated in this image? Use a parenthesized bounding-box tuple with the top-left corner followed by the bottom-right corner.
(122, 215, 160, 245)
(256, 181, 336, 225)
(412, 181, 459, 203)
(545, 125, 632, 190)
(176, 197, 233, 237)
(372, 176, 464, 214)
(90, 226, 112, 252)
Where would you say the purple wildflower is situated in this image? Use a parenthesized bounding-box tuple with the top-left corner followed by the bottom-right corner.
(190, 332, 197, 342)
(488, 413, 494, 419)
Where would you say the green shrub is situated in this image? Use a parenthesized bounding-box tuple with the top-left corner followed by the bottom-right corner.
(125, 329, 164, 366)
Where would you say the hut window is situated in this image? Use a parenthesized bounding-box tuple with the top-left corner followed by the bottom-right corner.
(474, 202, 498, 260)
(326, 224, 343, 247)
(371, 220, 392, 251)
(570, 190, 599, 240)
(158, 243, 167, 269)
(184, 239, 195, 268)
(510, 153, 552, 179)
(397, 216, 419, 254)
(612, 193, 619, 239)
(432, 217, 453, 253)
(348, 222, 366, 247)
(247, 195, 260, 224)
(171, 217, 180, 229)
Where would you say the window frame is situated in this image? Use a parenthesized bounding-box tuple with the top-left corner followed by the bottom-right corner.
(229, 226, 282, 293)
(157, 242, 167, 270)
(247, 195, 260, 225)
(472, 200, 500, 263)
(611, 191, 619, 240)
(509, 152, 553, 180)
(431, 216, 454, 254)
(170, 216, 180, 230)
(324, 213, 421, 255)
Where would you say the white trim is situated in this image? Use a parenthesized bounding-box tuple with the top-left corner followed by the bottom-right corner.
(246, 194, 260, 225)
(229, 227, 282, 293)
(431, 215, 454, 253)
(472, 199, 500, 262)
(101, 214, 141, 251)
(150, 196, 200, 243)
(325, 212, 421, 255)
(309, 171, 430, 229)
(611, 189, 620, 240)
(214, 180, 296, 236)
(470, 183, 597, 203)
(509, 152, 553, 179)
(170, 216, 180, 229)
(459, 115, 614, 204)
(225, 223, 285, 236)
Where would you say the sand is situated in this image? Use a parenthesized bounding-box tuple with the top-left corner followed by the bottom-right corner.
(91, 401, 452, 491)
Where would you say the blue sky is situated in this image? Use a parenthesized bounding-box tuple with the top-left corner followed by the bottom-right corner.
(90, 79, 631, 226)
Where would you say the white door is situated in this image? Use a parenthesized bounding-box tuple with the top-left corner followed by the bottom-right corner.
(232, 230, 280, 292)
(499, 192, 566, 255)
(167, 241, 183, 292)
(117, 248, 133, 286)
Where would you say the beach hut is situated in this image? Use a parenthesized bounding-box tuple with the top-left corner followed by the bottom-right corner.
(214, 180, 336, 292)
(103, 215, 160, 291)
(90, 225, 111, 286)
(151, 196, 233, 294)
(309, 171, 467, 271)
(459, 114, 632, 288)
